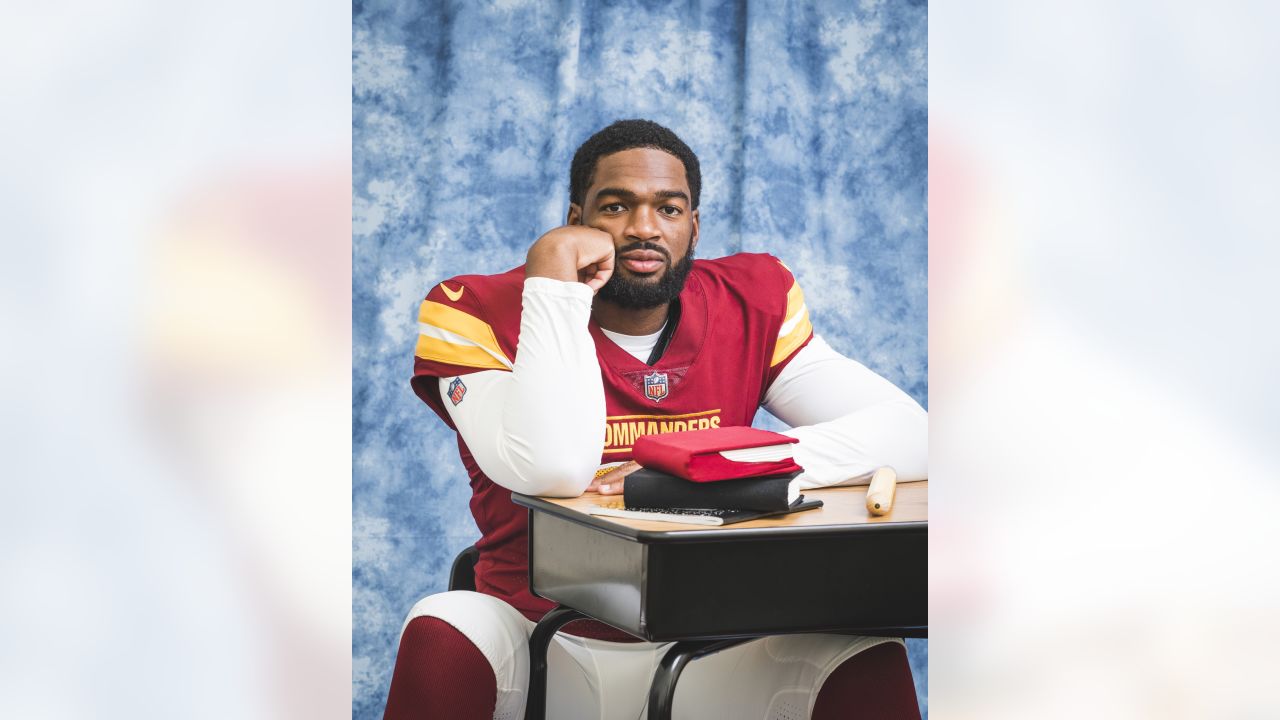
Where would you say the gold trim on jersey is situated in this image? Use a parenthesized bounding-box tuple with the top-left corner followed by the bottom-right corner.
(784, 279, 805, 321)
(772, 279, 813, 367)
(772, 308, 812, 367)
(415, 300, 512, 369)
(414, 334, 510, 371)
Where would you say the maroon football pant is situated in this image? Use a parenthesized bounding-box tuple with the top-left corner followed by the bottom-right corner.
(383, 616, 921, 719)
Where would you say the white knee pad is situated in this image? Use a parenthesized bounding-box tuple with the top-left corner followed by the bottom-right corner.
(672, 634, 902, 720)
(401, 591, 533, 720)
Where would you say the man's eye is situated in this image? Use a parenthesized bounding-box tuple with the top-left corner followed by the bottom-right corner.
(600, 203, 625, 213)
(659, 205, 682, 216)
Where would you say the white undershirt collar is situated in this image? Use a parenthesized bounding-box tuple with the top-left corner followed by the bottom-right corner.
(598, 322, 666, 364)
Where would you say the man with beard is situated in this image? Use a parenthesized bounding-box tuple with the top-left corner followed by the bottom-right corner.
(386, 120, 928, 719)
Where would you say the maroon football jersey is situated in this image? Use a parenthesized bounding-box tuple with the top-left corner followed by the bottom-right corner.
(411, 253, 813, 621)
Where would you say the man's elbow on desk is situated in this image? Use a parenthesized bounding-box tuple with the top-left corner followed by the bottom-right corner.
(881, 398, 928, 482)
(784, 398, 928, 487)
(512, 472, 593, 498)
(489, 446, 596, 498)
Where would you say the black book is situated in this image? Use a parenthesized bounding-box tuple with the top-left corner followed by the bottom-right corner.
(588, 497, 824, 526)
(623, 468, 803, 512)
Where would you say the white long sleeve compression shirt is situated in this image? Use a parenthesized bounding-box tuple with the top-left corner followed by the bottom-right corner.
(441, 278, 927, 496)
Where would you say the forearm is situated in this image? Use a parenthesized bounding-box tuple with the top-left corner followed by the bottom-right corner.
(441, 277, 604, 497)
(764, 335, 928, 489)
(781, 399, 928, 489)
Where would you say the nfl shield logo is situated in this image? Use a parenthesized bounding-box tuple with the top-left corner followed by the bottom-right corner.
(448, 377, 467, 405)
(643, 372, 669, 402)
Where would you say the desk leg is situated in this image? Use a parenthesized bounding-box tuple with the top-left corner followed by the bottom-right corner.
(524, 606, 586, 720)
(648, 638, 753, 720)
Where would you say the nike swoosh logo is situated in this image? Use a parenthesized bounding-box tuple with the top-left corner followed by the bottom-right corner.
(440, 283, 464, 302)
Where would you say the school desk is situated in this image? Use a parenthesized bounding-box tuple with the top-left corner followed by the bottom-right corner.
(510, 480, 928, 720)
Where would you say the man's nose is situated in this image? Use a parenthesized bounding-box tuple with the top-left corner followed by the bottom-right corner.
(624, 206, 661, 242)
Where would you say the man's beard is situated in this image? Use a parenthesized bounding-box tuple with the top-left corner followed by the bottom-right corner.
(598, 242, 696, 309)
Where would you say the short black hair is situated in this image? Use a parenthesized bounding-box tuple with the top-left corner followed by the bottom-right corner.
(570, 119, 701, 210)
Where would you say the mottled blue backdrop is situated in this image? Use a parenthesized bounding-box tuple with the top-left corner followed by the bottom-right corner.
(353, 1, 927, 717)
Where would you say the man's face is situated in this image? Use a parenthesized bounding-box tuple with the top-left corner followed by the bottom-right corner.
(568, 147, 700, 309)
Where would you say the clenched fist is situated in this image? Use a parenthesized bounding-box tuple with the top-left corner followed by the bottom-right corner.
(526, 225, 616, 292)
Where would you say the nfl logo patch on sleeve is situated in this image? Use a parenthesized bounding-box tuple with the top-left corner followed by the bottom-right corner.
(448, 377, 467, 405)
(643, 371, 668, 402)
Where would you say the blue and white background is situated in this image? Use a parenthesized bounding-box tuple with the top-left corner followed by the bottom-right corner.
(353, 1, 927, 717)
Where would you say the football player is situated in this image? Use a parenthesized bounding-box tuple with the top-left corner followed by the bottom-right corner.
(385, 119, 927, 719)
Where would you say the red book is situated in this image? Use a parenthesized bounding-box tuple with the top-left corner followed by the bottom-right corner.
(631, 426, 802, 482)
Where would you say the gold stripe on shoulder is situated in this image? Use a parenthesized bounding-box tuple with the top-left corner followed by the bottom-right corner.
(415, 335, 510, 371)
(771, 310, 812, 367)
(418, 300, 509, 362)
(784, 280, 805, 322)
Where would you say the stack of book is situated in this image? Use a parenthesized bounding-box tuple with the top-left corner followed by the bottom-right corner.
(588, 427, 823, 526)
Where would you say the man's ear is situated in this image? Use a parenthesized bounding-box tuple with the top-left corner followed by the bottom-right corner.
(566, 203, 583, 226)
(690, 208, 700, 250)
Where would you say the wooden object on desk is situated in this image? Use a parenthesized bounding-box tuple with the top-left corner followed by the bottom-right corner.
(865, 467, 898, 516)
